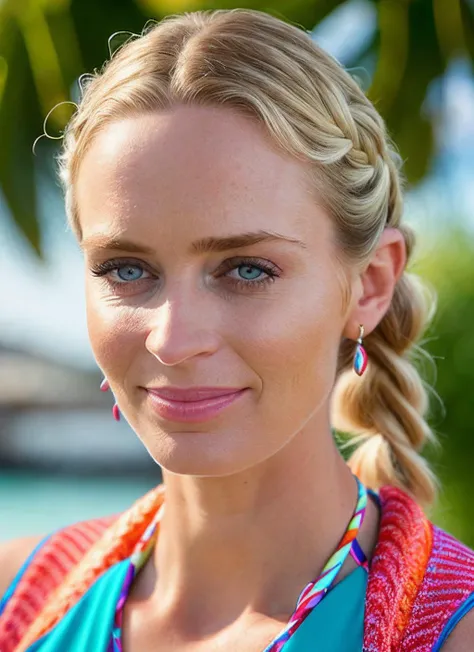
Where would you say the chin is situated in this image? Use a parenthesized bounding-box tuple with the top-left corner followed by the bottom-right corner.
(140, 430, 263, 478)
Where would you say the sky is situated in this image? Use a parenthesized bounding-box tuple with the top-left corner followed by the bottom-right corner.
(1, 0, 474, 371)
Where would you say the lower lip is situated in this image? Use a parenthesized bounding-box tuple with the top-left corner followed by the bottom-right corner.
(146, 389, 249, 423)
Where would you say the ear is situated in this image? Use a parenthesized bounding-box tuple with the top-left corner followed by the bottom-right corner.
(343, 228, 407, 340)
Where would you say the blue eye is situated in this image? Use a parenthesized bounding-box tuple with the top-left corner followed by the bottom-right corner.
(90, 256, 280, 293)
(220, 258, 280, 291)
(115, 264, 144, 282)
(90, 260, 152, 285)
(236, 264, 264, 281)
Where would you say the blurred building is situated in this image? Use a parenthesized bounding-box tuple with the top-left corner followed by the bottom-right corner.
(0, 344, 156, 473)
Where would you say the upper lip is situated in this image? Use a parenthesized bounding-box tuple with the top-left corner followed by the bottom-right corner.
(146, 386, 246, 402)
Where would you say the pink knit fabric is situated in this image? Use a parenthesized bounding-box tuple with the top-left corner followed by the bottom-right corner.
(401, 525, 474, 650)
(363, 487, 474, 651)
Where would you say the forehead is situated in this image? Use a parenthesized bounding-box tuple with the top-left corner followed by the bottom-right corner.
(75, 105, 327, 247)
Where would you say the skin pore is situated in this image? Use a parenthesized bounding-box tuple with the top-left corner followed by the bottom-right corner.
(76, 105, 406, 651)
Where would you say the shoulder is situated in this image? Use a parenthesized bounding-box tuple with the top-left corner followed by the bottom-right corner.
(439, 607, 474, 651)
(0, 534, 45, 598)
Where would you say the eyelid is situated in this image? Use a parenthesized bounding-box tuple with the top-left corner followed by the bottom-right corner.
(90, 257, 156, 276)
(91, 255, 279, 273)
(218, 255, 280, 273)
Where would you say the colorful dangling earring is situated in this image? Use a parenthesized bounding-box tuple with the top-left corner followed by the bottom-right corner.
(353, 324, 368, 376)
(100, 377, 121, 421)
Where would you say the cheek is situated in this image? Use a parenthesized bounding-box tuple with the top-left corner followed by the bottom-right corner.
(244, 278, 343, 385)
(85, 283, 144, 381)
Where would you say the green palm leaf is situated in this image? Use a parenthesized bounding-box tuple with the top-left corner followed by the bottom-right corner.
(0, 0, 473, 253)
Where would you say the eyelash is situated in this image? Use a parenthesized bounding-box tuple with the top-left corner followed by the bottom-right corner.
(90, 257, 280, 293)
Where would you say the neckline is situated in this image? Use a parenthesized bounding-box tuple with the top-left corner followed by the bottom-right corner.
(111, 478, 369, 652)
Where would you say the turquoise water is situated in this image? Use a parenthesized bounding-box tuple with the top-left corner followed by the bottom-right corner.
(0, 469, 159, 541)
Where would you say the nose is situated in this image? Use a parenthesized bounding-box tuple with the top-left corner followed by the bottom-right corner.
(144, 291, 220, 366)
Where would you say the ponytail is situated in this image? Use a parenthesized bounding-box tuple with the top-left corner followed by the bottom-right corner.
(332, 268, 439, 508)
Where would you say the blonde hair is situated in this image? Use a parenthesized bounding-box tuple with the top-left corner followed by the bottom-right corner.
(58, 8, 438, 506)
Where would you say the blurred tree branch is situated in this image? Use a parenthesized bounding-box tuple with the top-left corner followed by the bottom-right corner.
(0, 0, 473, 254)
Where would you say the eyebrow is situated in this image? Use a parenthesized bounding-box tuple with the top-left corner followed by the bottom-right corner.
(81, 230, 307, 254)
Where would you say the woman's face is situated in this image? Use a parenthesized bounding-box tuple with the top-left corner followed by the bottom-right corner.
(76, 105, 353, 476)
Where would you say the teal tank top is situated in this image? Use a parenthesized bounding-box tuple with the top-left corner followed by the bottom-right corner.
(20, 562, 367, 650)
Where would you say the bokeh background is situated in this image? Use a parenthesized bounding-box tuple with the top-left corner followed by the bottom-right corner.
(1, 0, 474, 544)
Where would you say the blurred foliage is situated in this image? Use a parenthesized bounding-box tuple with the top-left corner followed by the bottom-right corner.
(413, 230, 474, 546)
(0, 0, 474, 252)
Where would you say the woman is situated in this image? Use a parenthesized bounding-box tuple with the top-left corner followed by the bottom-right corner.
(1, 8, 473, 651)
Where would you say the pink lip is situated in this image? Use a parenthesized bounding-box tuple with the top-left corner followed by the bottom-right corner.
(147, 386, 246, 402)
(146, 387, 249, 423)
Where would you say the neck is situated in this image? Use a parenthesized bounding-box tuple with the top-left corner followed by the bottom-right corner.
(139, 424, 375, 633)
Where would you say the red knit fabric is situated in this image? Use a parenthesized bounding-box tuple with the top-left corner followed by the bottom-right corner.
(0, 515, 117, 652)
(14, 485, 165, 651)
(362, 486, 433, 651)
